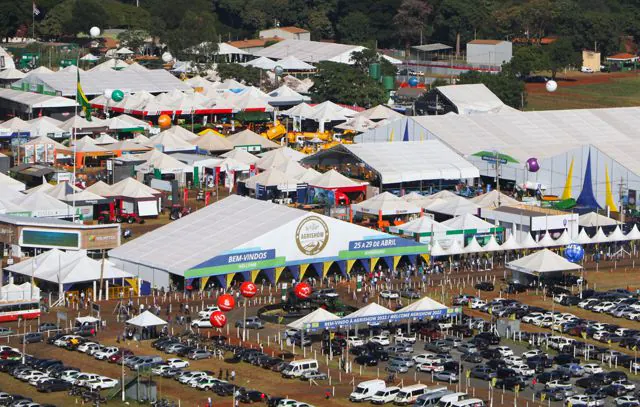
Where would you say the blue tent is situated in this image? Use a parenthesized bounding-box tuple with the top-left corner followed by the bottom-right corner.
(576, 150, 601, 210)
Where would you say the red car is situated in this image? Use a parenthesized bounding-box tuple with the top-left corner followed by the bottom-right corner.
(108, 349, 134, 363)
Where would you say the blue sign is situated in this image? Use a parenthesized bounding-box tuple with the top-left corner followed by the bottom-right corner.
(192, 249, 276, 269)
(308, 307, 461, 329)
(481, 155, 507, 165)
(348, 237, 422, 251)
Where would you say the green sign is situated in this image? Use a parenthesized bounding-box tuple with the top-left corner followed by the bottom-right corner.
(21, 229, 80, 249)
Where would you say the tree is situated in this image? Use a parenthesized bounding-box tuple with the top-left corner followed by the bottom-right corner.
(216, 63, 262, 86)
(545, 38, 580, 78)
(117, 30, 148, 54)
(67, 0, 106, 35)
(457, 71, 526, 109)
(393, 0, 433, 53)
(350, 48, 397, 76)
(504, 46, 548, 78)
(336, 12, 372, 44)
(164, 11, 218, 61)
(311, 61, 387, 107)
(0, 0, 30, 41)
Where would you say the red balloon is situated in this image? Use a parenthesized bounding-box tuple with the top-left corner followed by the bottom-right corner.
(209, 310, 227, 328)
(240, 281, 257, 298)
(217, 294, 235, 312)
(294, 282, 312, 299)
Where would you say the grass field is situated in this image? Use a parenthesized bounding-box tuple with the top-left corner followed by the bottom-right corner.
(526, 72, 640, 110)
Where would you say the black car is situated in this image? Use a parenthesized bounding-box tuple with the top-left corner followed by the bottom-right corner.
(373, 351, 389, 361)
(216, 384, 241, 397)
(268, 397, 285, 407)
(497, 367, 517, 379)
(355, 354, 378, 366)
(461, 353, 483, 363)
(553, 353, 579, 365)
(350, 346, 368, 356)
(560, 296, 581, 306)
(38, 323, 58, 332)
(602, 384, 629, 397)
(576, 376, 605, 388)
(506, 283, 528, 294)
(496, 376, 526, 391)
(37, 378, 71, 393)
(607, 371, 628, 382)
(20, 332, 43, 344)
(486, 359, 507, 370)
(591, 372, 613, 385)
(470, 366, 497, 380)
(475, 282, 494, 291)
(237, 390, 267, 403)
(475, 332, 500, 345)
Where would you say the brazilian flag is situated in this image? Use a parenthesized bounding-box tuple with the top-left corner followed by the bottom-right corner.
(76, 69, 92, 121)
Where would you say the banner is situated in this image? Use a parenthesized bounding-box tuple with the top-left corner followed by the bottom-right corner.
(629, 189, 637, 207)
(45, 143, 55, 163)
(256, 183, 267, 200)
(215, 166, 220, 186)
(24, 145, 34, 164)
(35, 144, 45, 163)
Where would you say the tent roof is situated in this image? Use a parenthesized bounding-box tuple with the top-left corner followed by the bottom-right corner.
(276, 55, 315, 71)
(108, 195, 411, 276)
(287, 307, 340, 329)
(0, 89, 78, 110)
(220, 148, 259, 165)
(0, 172, 25, 191)
(256, 149, 293, 170)
(297, 168, 322, 184)
(27, 120, 67, 138)
(244, 168, 300, 190)
(500, 234, 522, 251)
(59, 115, 107, 132)
(306, 101, 355, 122)
(281, 102, 315, 118)
(126, 310, 167, 327)
(259, 146, 306, 162)
(310, 169, 362, 188)
(352, 192, 422, 216)
(343, 302, 394, 319)
(334, 115, 379, 133)
(275, 159, 308, 179)
(256, 39, 363, 63)
(93, 133, 118, 144)
(395, 296, 447, 314)
(13, 190, 72, 215)
(0, 68, 25, 80)
(85, 180, 113, 196)
(136, 150, 190, 172)
(267, 85, 311, 106)
(131, 133, 150, 144)
(227, 129, 280, 149)
(389, 216, 451, 235)
(70, 136, 108, 153)
(244, 56, 278, 70)
(108, 177, 160, 199)
(436, 84, 518, 115)
(191, 133, 234, 152)
(441, 213, 494, 230)
(1, 116, 30, 131)
(507, 248, 582, 274)
(335, 141, 479, 184)
(147, 130, 196, 152)
(356, 105, 403, 121)
(216, 42, 250, 56)
(470, 190, 520, 209)
(104, 139, 151, 152)
(424, 196, 481, 217)
(578, 212, 620, 227)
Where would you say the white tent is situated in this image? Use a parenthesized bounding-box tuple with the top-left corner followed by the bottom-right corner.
(351, 192, 421, 216)
(482, 235, 501, 252)
(126, 310, 167, 327)
(281, 102, 315, 119)
(424, 196, 481, 217)
(259, 146, 306, 162)
(0, 282, 39, 301)
(392, 296, 447, 319)
(0, 198, 29, 215)
(267, 85, 311, 106)
(80, 53, 99, 62)
(297, 168, 322, 184)
(519, 233, 540, 249)
(555, 230, 573, 246)
(243, 168, 300, 191)
(27, 119, 67, 138)
(591, 228, 608, 244)
(85, 180, 113, 197)
(227, 129, 280, 150)
(507, 249, 582, 275)
(310, 169, 361, 189)
(388, 215, 451, 236)
(500, 234, 521, 251)
(244, 56, 278, 70)
(607, 226, 627, 242)
(430, 240, 447, 256)
(275, 160, 308, 179)
(131, 133, 151, 144)
(108, 177, 160, 199)
(626, 225, 640, 240)
(0, 172, 25, 191)
(538, 232, 558, 247)
(12, 191, 73, 218)
(135, 150, 190, 174)
(464, 236, 483, 253)
(470, 190, 520, 209)
(287, 308, 340, 330)
(93, 133, 118, 144)
(446, 239, 465, 255)
(276, 55, 316, 71)
(116, 47, 134, 55)
(356, 105, 403, 121)
(147, 131, 196, 153)
(221, 148, 259, 165)
(339, 302, 394, 326)
(334, 115, 379, 133)
(578, 212, 619, 227)
(441, 213, 493, 230)
(191, 133, 234, 152)
(256, 148, 294, 170)
(0, 68, 25, 80)
(575, 228, 592, 244)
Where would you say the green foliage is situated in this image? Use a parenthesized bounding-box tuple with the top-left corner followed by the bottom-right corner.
(350, 48, 397, 76)
(393, 0, 433, 51)
(0, 0, 30, 40)
(311, 61, 387, 107)
(504, 46, 549, 78)
(68, 0, 107, 35)
(545, 38, 581, 78)
(164, 11, 218, 61)
(217, 63, 262, 86)
(457, 71, 526, 109)
(117, 30, 148, 54)
(336, 12, 372, 45)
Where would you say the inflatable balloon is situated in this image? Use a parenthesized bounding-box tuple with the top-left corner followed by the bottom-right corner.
(294, 282, 312, 300)
(526, 157, 540, 173)
(111, 89, 124, 102)
(545, 80, 557, 93)
(89, 27, 101, 37)
(158, 114, 171, 128)
(217, 294, 235, 312)
(240, 281, 257, 298)
(161, 52, 174, 63)
(209, 310, 227, 328)
(274, 65, 284, 76)
(564, 243, 585, 263)
(408, 77, 419, 87)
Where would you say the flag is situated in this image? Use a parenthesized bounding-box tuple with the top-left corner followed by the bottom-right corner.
(76, 69, 92, 121)
(33, 2, 40, 16)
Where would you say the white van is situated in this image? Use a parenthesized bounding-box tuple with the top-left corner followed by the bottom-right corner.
(349, 379, 386, 402)
(437, 393, 468, 407)
(414, 389, 451, 406)
(281, 359, 319, 379)
(394, 384, 429, 405)
(451, 399, 485, 407)
(371, 387, 400, 404)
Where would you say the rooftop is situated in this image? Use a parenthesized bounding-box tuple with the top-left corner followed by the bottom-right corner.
(228, 38, 283, 49)
(468, 40, 505, 45)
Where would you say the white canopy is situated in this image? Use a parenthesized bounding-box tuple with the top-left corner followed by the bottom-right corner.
(607, 226, 627, 242)
(626, 225, 640, 240)
(267, 85, 311, 105)
(394, 296, 447, 315)
(135, 150, 190, 174)
(591, 228, 608, 244)
(287, 307, 340, 330)
(519, 232, 540, 249)
(0, 172, 26, 191)
(116, 47, 134, 55)
(12, 191, 73, 218)
(482, 235, 501, 252)
(334, 115, 379, 133)
(352, 192, 422, 216)
(0, 68, 25, 80)
(244, 56, 278, 70)
(227, 129, 280, 150)
(243, 168, 300, 191)
(441, 213, 493, 230)
(0, 282, 39, 301)
(108, 177, 160, 199)
(93, 133, 118, 144)
(430, 240, 447, 256)
(538, 232, 559, 247)
(221, 148, 259, 165)
(575, 229, 592, 244)
(507, 249, 582, 275)
(147, 130, 196, 153)
(424, 196, 481, 217)
(126, 310, 167, 327)
(256, 148, 294, 170)
(80, 53, 99, 61)
(276, 55, 316, 71)
(464, 236, 483, 253)
(191, 133, 234, 152)
(356, 105, 403, 121)
(339, 302, 394, 325)
(310, 169, 361, 189)
(555, 230, 573, 246)
(578, 212, 619, 227)
(297, 168, 322, 184)
(281, 102, 315, 119)
(470, 190, 520, 209)
(275, 159, 308, 179)
(500, 234, 521, 251)
(389, 215, 451, 235)
(259, 146, 307, 162)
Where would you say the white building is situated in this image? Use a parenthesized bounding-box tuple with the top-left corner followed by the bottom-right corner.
(259, 27, 310, 41)
(466, 40, 512, 66)
(0, 46, 16, 70)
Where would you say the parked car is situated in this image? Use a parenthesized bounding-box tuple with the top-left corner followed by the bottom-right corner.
(235, 317, 264, 329)
(20, 333, 43, 344)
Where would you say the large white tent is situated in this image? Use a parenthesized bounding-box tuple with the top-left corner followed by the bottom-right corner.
(243, 168, 300, 191)
(126, 310, 167, 327)
(287, 308, 340, 330)
(470, 190, 520, 209)
(507, 249, 582, 282)
(351, 192, 422, 216)
(578, 212, 619, 227)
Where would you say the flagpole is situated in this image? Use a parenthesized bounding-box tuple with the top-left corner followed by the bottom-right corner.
(73, 54, 79, 222)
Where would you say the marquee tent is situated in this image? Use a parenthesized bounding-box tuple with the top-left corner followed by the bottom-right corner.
(500, 234, 521, 251)
(388, 216, 452, 237)
(470, 190, 520, 209)
(607, 226, 627, 242)
(626, 225, 640, 240)
(441, 213, 495, 231)
(191, 133, 234, 152)
(221, 148, 259, 165)
(135, 150, 191, 174)
(334, 115, 379, 133)
(507, 248, 581, 283)
(108, 195, 427, 289)
(424, 196, 481, 217)
(85, 180, 113, 197)
(146, 131, 196, 153)
(26, 118, 68, 139)
(93, 133, 117, 145)
(131, 134, 150, 144)
(578, 212, 619, 227)
(243, 168, 300, 191)
(227, 129, 280, 151)
(59, 115, 108, 134)
(275, 160, 308, 179)
(281, 102, 315, 119)
(391, 296, 448, 321)
(297, 168, 321, 184)
(267, 85, 311, 106)
(0, 282, 38, 301)
(244, 56, 278, 70)
(310, 169, 363, 189)
(108, 177, 161, 199)
(256, 148, 293, 170)
(277, 56, 316, 71)
(259, 146, 306, 162)
(519, 232, 540, 249)
(351, 192, 421, 216)
(126, 311, 167, 327)
(288, 308, 340, 330)
(0, 172, 26, 191)
(355, 105, 403, 121)
(0, 198, 29, 216)
(334, 303, 394, 327)
(104, 140, 151, 156)
(12, 190, 74, 218)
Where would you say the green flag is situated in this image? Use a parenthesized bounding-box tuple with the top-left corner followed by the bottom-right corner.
(76, 68, 92, 121)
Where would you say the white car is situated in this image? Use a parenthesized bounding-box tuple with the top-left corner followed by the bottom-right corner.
(87, 376, 118, 390)
(522, 313, 543, 323)
(470, 299, 486, 309)
(612, 380, 636, 392)
(167, 358, 189, 369)
(347, 336, 364, 347)
(178, 371, 207, 384)
(546, 380, 573, 390)
(495, 346, 513, 357)
(503, 355, 524, 366)
(581, 66, 594, 73)
(565, 395, 601, 406)
(592, 331, 608, 341)
(197, 305, 220, 319)
(394, 333, 416, 344)
(413, 353, 441, 364)
(29, 376, 52, 386)
(195, 377, 223, 390)
(284, 328, 299, 338)
(512, 363, 535, 377)
(615, 396, 640, 406)
(60, 371, 81, 383)
(578, 298, 599, 309)
(94, 346, 119, 360)
(77, 342, 99, 353)
(369, 335, 390, 346)
(22, 371, 47, 382)
(592, 302, 615, 313)
(522, 349, 543, 359)
(191, 318, 212, 328)
(627, 311, 640, 320)
(74, 373, 101, 387)
(416, 361, 444, 373)
(276, 399, 298, 407)
(582, 364, 603, 375)
(151, 364, 173, 375)
(380, 291, 399, 299)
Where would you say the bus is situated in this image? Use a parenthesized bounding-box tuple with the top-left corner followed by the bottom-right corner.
(0, 301, 40, 322)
